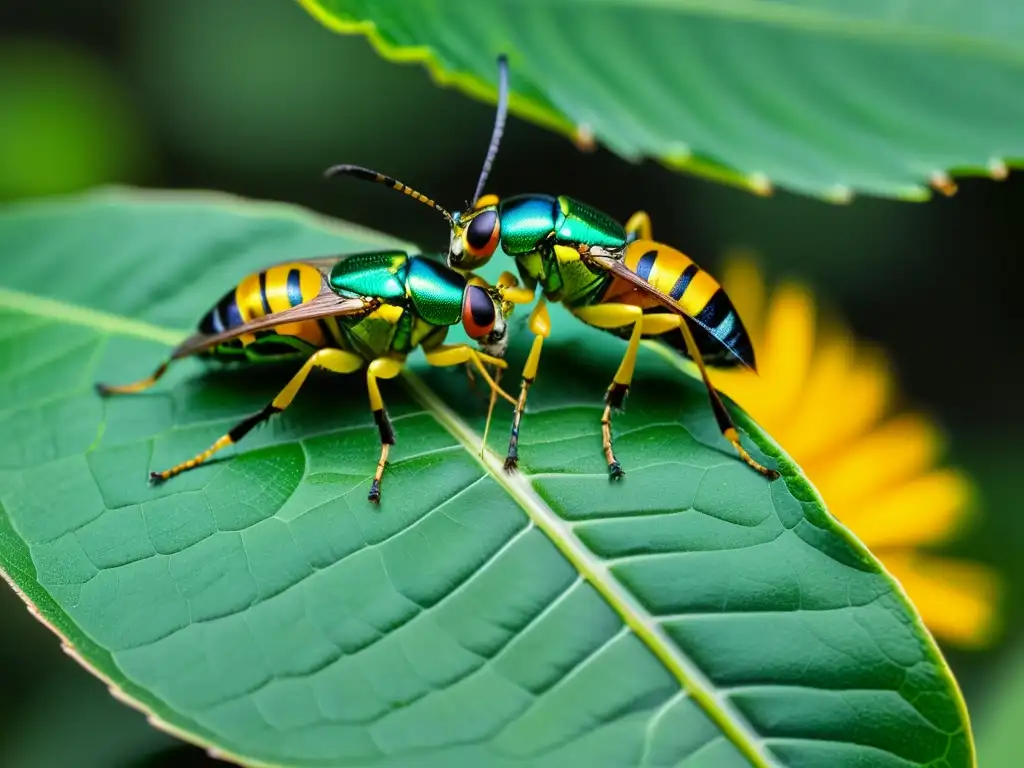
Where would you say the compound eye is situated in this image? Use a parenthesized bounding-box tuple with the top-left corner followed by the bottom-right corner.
(462, 285, 496, 339)
(464, 209, 500, 257)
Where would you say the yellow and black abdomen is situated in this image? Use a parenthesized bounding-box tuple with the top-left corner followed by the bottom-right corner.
(603, 240, 756, 369)
(199, 263, 337, 362)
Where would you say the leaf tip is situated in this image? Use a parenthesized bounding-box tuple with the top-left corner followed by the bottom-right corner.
(988, 158, 1009, 180)
(929, 171, 958, 197)
(748, 172, 773, 196)
(823, 184, 854, 204)
(666, 142, 692, 163)
(573, 124, 597, 153)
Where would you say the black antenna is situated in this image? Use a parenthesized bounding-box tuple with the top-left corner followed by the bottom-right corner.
(471, 55, 510, 206)
(324, 164, 453, 223)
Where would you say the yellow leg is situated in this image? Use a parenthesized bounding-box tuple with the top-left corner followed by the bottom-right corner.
(365, 356, 404, 503)
(97, 360, 171, 395)
(625, 211, 653, 241)
(574, 303, 647, 478)
(496, 271, 537, 306)
(150, 348, 365, 485)
(673, 315, 780, 480)
(423, 345, 517, 407)
(480, 366, 503, 458)
(504, 300, 551, 472)
(573, 303, 779, 481)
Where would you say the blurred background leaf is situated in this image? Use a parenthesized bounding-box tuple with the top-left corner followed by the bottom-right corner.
(0, 0, 1021, 765)
(299, 0, 1024, 199)
(0, 40, 148, 200)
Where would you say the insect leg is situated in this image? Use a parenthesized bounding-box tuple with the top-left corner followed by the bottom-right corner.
(572, 303, 650, 478)
(673, 317, 780, 480)
(422, 345, 517, 407)
(365, 356, 404, 503)
(624, 211, 652, 241)
(503, 300, 550, 472)
(150, 348, 365, 484)
(96, 360, 172, 395)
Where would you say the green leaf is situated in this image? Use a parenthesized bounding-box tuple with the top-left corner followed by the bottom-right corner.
(976, 644, 1024, 768)
(297, 0, 1024, 200)
(0, 189, 972, 767)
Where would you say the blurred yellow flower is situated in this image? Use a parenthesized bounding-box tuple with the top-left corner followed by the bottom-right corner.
(708, 252, 999, 649)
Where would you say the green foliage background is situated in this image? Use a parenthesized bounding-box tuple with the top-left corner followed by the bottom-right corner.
(0, 0, 1021, 766)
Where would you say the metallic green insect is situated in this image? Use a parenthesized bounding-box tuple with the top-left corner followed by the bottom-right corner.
(326, 56, 778, 482)
(97, 250, 516, 502)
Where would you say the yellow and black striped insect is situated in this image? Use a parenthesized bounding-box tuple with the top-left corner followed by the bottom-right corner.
(326, 56, 779, 482)
(97, 251, 516, 502)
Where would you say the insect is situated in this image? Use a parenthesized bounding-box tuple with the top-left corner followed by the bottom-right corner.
(97, 250, 517, 502)
(325, 56, 779, 482)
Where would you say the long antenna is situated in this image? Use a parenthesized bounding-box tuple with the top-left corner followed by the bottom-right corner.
(324, 164, 453, 223)
(471, 55, 510, 206)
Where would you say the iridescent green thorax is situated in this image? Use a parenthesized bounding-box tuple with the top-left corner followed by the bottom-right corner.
(405, 256, 466, 326)
(329, 251, 465, 327)
(496, 195, 626, 256)
(492, 194, 625, 304)
(555, 196, 626, 250)
(329, 250, 409, 301)
(498, 195, 560, 255)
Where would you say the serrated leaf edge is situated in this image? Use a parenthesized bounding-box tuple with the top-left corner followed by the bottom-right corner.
(296, 0, 1021, 201)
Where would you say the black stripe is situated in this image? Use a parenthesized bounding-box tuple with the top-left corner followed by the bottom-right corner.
(258, 271, 272, 315)
(228, 404, 282, 442)
(695, 289, 729, 328)
(286, 268, 304, 307)
(374, 408, 396, 445)
(199, 304, 221, 334)
(223, 295, 243, 329)
(634, 250, 657, 281)
(670, 264, 699, 300)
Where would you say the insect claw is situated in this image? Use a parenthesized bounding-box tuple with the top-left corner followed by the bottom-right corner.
(148, 471, 166, 485)
(368, 480, 381, 503)
(503, 456, 519, 473)
(608, 461, 625, 480)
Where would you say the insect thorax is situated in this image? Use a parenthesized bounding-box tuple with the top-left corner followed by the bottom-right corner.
(499, 194, 626, 305)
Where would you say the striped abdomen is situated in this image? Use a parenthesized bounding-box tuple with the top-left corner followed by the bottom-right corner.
(198, 263, 334, 361)
(602, 240, 755, 369)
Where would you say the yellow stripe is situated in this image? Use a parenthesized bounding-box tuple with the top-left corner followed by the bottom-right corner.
(235, 272, 264, 322)
(299, 263, 322, 302)
(264, 266, 293, 315)
(680, 269, 720, 317)
(649, 251, 694, 297)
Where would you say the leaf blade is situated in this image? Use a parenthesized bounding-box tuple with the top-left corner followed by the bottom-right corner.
(298, 0, 1024, 199)
(0, 190, 973, 767)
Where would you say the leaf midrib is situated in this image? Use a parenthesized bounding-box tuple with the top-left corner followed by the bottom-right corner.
(0, 283, 777, 767)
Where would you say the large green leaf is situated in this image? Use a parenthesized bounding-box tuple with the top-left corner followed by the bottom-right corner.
(0, 190, 972, 767)
(298, 0, 1024, 200)
(976, 643, 1024, 768)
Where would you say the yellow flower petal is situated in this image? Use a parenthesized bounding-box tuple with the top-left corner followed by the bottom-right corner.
(839, 469, 974, 548)
(805, 413, 942, 510)
(712, 255, 999, 648)
(881, 552, 1002, 649)
(756, 283, 816, 426)
(779, 331, 893, 464)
